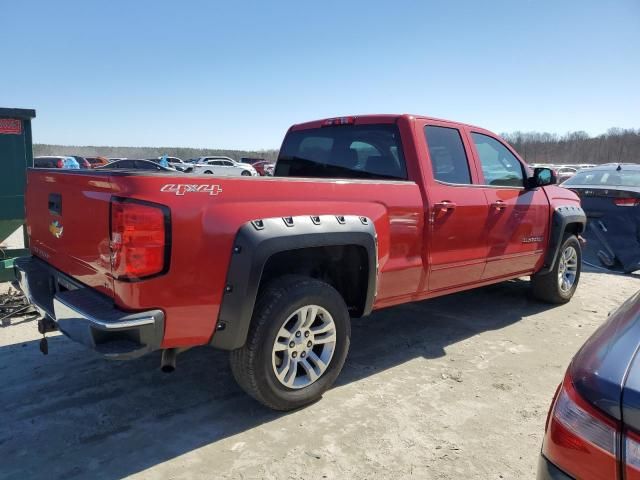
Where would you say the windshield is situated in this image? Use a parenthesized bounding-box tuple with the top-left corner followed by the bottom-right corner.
(563, 168, 640, 187)
(276, 124, 407, 180)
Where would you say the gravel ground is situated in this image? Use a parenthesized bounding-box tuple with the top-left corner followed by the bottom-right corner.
(0, 269, 638, 480)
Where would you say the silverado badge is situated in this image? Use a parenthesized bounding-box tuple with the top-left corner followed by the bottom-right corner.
(49, 220, 63, 239)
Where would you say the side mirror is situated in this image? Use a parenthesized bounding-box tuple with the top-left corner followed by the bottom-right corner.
(526, 167, 556, 188)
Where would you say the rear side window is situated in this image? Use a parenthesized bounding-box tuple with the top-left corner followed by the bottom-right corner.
(424, 126, 471, 185)
(276, 124, 407, 180)
(471, 133, 525, 187)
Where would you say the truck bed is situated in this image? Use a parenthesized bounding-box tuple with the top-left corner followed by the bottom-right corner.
(25, 168, 424, 347)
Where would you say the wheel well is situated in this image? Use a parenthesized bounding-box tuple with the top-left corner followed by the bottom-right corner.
(260, 245, 370, 317)
(565, 222, 585, 235)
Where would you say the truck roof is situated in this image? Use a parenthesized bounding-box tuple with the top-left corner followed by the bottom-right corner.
(289, 114, 487, 132)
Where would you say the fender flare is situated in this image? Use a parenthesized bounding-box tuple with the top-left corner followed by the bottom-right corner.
(210, 214, 378, 350)
(537, 205, 586, 275)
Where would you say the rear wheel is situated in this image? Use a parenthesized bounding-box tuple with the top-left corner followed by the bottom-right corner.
(531, 234, 581, 303)
(230, 275, 350, 411)
(203, 170, 213, 174)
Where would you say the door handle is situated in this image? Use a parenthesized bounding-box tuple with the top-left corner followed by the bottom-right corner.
(491, 200, 506, 211)
(434, 201, 457, 211)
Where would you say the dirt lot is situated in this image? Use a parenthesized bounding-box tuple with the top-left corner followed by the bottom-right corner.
(0, 269, 638, 480)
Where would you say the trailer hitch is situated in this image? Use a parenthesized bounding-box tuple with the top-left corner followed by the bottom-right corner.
(37, 316, 58, 356)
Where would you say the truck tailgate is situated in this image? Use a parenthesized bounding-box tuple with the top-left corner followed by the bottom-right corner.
(25, 169, 116, 297)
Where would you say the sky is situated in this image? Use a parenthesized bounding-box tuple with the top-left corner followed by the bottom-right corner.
(2, 0, 639, 150)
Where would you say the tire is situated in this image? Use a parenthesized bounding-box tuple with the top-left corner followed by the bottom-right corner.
(241, 170, 251, 176)
(204, 170, 213, 174)
(531, 234, 582, 304)
(230, 275, 351, 411)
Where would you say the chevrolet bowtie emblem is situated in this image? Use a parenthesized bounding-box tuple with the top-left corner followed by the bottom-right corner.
(49, 220, 64, 239)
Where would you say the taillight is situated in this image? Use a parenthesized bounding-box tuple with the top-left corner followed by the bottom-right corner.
(56, 159, 63, 168)
(625, 430, 640, 479)
(322, 116, 356, 127)
(109, 198, 170, 280)
(614, 198, 639, 207)
(542, 376, 619, 479)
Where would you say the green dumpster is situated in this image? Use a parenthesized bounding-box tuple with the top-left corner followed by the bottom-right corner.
(0, 107, 36, 282)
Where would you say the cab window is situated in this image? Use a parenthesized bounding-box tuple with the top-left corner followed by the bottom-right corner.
(276, 124, 407, 180)
(424, 126, 472, 185)
(471, 133, 525, 187)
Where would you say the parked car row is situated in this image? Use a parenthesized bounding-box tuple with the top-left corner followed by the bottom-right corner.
(34, 155, 111, 169)
(33, 154, 275, 176)
(530, 163, 598, 183)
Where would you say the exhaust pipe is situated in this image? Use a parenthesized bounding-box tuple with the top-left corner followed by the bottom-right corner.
(160, 348, 177, 373)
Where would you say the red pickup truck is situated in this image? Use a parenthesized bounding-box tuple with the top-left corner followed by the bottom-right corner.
(15, 114, 586, 410)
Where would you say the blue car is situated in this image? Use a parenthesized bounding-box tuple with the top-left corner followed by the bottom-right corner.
(538, 290, 640, 479)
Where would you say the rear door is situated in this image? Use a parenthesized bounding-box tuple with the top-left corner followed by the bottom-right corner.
(467, 130, 549, 278)
(26, 170, 116, 296)
(420, 121, 490, 292)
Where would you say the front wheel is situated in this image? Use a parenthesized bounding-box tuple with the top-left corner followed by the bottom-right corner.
(241, 170, 251, 176)
(203, 170, 213, 174)
(531, 234, 582, 303)
(230, 275, 351, 411)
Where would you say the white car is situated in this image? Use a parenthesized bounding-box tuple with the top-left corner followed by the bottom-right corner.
(192, 157, 258, 176)
(152, 157, 193, 172)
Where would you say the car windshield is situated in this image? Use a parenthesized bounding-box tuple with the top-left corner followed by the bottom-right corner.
(276, 124, 407, 180)
(563, 168, 640, 187)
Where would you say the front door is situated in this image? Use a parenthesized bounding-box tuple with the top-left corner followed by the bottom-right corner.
(421, 123, 491, 292)
(467, 131, 550, 279)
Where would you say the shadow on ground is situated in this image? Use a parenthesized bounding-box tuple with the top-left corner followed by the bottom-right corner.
(0, 279, 554, 480)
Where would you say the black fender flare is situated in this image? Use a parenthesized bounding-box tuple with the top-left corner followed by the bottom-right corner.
(210, 214, 378, 350)
(537, 205, 586, 275)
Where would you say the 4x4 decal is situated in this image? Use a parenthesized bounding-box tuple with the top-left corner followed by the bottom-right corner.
(161, 184, 223, 196)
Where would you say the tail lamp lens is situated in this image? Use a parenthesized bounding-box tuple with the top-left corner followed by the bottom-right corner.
(110, 198, 169, 280)
(543, 378, 619, 480)
(322, 116, 356, 127)
(614, 198, 639, 207)
(626, 431, 640, 479)
(554, 389, 617, 453)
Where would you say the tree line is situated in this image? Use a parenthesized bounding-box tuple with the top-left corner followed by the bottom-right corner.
(501, 128, 640, 165)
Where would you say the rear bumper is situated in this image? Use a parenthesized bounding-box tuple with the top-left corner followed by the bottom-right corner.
(537, 455, 573, 480)
(14, 256, 164, 359)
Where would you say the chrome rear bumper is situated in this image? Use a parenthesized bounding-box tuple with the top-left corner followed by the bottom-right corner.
(14, 256, 164, 359)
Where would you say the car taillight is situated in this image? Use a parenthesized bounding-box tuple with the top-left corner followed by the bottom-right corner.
(625, 430, 640, 479)
(109, 198, 170, 280)
(614, 198, 639, 207)
(542, 376, 619, 479)
(56, 159, 63, 168)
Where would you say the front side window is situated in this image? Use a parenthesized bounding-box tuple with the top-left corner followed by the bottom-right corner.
(471, 133, 524, 187)
(276, 124, 407, 180)
(424, 126, 471, 185)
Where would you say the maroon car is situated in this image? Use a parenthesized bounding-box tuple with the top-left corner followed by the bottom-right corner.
(252, 160, 275, 176)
